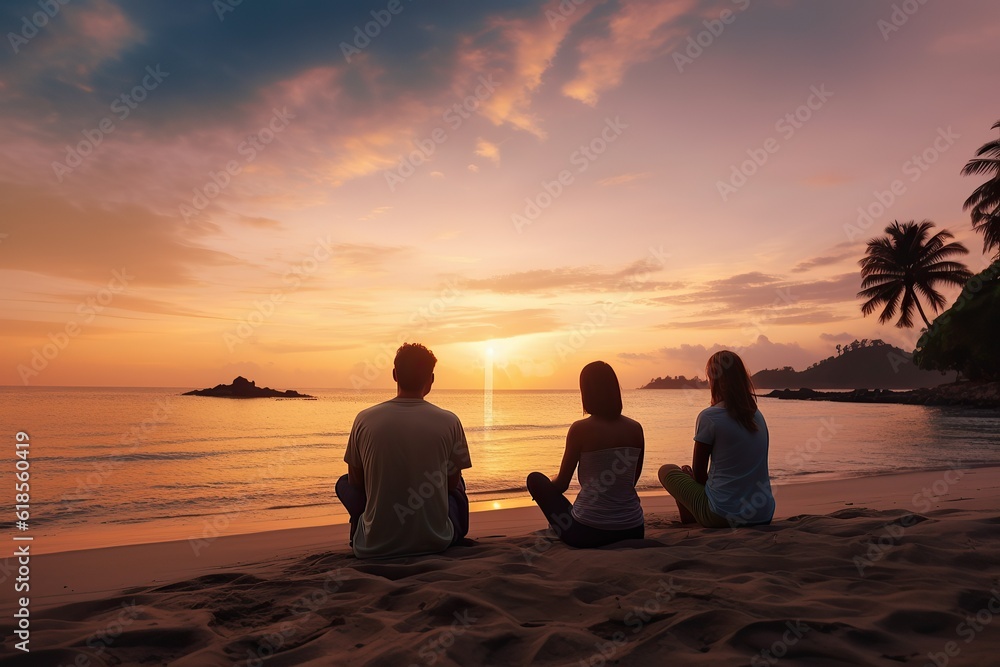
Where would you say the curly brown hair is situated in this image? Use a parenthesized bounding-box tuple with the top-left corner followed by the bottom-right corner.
(394, 343, 437, 391)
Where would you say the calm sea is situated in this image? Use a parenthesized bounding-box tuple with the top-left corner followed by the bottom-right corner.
(3, 387, 998, 553)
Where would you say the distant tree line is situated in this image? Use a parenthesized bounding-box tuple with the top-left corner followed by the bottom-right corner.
(834, 339, 888, 356)
(642, 375, 709, 389)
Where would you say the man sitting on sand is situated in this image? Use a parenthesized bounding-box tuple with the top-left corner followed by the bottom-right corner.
(335, 343, 473, 558)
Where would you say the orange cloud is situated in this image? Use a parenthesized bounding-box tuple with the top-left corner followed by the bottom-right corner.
(455, 1, 596, 137)
(20, 0, 143, 81)
(475, 137, 501, 163)
(562, 0, 696, 105)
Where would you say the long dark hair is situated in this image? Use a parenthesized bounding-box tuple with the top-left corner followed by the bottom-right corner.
(706, 351, 759, 432)
(580, 361, 623, 419)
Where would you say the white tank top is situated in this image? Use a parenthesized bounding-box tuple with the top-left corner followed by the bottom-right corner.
(571, 446, 644, 530)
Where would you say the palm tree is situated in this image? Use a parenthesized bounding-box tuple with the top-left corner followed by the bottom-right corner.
(858, 220, 972, 329)
(962, 120, 1000, 259)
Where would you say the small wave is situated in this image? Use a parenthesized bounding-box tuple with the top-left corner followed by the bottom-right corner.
(472, 434, 564, 447)
(294, 441, 343, 449)
(465, 423, 571, 433)
(34, 441, 342, 464)
(264, 501, 337, 510)
(76, 432, 350, 451)
(33, 451, 218, 463)
(775, 468, 839, 478)
(468, 485, 529, 496)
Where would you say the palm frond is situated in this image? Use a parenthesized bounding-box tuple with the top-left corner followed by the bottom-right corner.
(856, 219, 972, 328)
(895, 289, 915, 328)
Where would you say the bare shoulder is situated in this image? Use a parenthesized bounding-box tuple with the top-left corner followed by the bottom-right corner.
(619, 415, 644, 436)
(566, 417, 597, 443)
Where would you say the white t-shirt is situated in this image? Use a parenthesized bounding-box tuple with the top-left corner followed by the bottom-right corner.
(344, 397, 472, 558)
(695, 405, 774, 526)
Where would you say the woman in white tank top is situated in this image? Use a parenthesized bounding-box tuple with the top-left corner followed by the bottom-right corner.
(525, 361, 645, 548)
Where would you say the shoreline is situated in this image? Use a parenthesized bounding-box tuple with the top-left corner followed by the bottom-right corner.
(29, 460, 1000, 558)
(764, 381, 1000, 408)
(28, 464, 1000, 610)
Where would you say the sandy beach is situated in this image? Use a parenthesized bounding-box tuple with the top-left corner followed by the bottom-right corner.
(2, 466, 998, 666)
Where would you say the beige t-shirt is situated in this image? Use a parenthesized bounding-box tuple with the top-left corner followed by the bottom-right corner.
(344, 397, 472, 558)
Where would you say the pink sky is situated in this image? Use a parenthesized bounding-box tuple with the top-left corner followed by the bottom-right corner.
(1, 0, 998, 389)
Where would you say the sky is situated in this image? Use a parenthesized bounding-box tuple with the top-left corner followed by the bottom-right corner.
(1, 0, 998, 390)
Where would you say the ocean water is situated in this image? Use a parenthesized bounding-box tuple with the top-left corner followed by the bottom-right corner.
(3, 387, 999, 553)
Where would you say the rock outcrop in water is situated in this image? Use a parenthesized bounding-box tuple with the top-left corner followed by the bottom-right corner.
(183, 376, 313, 398)
(765, 382, 1000, 408)
(641, 375, 709, 389)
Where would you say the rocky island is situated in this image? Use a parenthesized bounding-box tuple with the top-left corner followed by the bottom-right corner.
(640, 375, 709, 389)
(182, 376, 314, 399)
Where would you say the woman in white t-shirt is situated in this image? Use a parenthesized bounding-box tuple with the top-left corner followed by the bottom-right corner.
(658, 350, 775, 529)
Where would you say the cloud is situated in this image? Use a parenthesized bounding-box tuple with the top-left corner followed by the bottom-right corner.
(236, 215, 284, 229)
(0, 184, 238, 286)
(1, 4, 551, 199)
(253, 341, 358, 354)
(330, 244, 410, 274)
(598, 171, 652, 187)
(454, 2, 594, 137)
(474, 138, 501, 163)
(655, 317, 738, 330)
(647, 270, 860, 334)
(765, 310, 851, 326)
(435, 307, 563, 343)
(791, 251, 855, 273)
(616, 351, 657, 362)
(0, 0, 720, 204)
(461, 257, 681, 294)
(2, 0, 143, 84)
(932, 21, 1000, 54)
(662, 272, 858, 312)
(819, 332, 857, 343)
(709, 272, 782, 287)
(561, 0, 696, 105)
(623, 335, 818, 376)
(0, 318, 122, 339)
(358, 206, 392, 222)
(346, 306, 562, 349)
(37, 291, 243, 322)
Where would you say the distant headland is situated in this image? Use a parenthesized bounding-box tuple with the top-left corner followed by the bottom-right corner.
(640, 339, 954, 391)
(749, 339, 954, 390)
(182, 376, 314, 399)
